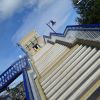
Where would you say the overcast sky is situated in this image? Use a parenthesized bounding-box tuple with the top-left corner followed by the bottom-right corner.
(0, 0, 77, 85)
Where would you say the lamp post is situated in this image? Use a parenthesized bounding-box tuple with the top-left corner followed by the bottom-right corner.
(46, 20, 56, 33)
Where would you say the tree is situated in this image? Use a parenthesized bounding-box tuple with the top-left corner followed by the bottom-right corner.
(72, 0, 100, 24)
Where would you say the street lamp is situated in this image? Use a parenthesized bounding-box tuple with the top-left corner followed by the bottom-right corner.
(46, 20, 56, 33)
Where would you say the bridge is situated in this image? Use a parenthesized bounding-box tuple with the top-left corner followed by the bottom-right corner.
(0, 56, 30, 93)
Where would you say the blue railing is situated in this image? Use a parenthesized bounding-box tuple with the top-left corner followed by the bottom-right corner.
(65, 24, 100, 28)
(0, 56, 30, 93)
(43, 24, 100, 43)
(23, 68, 34, 100)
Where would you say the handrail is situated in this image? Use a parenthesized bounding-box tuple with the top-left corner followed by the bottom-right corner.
(23, 68, 34, 100)
(43, 24, 100, 43)
(65, 24, 100, 28)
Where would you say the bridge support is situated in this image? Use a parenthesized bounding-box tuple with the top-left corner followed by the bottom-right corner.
(23, 68, 34, 100)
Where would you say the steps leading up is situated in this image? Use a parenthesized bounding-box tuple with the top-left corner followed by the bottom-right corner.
(34, 43, 68, 75)
(40, 44, 79, 82)
(33, 43, 53, 62)
(44, 46, 92, 95)
(32, 43, 100, 100)
(47, 49, 99, 100)
(41, 45, 82, 86)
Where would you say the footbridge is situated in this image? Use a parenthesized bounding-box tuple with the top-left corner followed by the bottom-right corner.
(0, 24, 100, 100)
(0, 56, 30, 93)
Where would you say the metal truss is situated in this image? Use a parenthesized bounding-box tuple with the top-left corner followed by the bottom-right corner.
(0, 56, 30, 93)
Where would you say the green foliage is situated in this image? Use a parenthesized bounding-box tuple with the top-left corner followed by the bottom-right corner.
(72, 0, 100, 24)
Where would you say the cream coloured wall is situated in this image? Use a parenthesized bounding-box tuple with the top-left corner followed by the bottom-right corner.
(19, 31, 45, 56)
(19, 31, 38, 46)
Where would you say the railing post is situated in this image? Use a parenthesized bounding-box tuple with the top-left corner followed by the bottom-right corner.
(22, 68, 34, 100)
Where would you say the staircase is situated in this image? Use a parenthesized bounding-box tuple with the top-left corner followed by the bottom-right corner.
(34, 43, 69, 76)
(30, 24, 100, 100)
(32, 41, 100, 100)
(0, 24, 100, 100)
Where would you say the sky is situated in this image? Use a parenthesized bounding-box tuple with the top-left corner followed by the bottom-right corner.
(0, 0, 77, 85)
